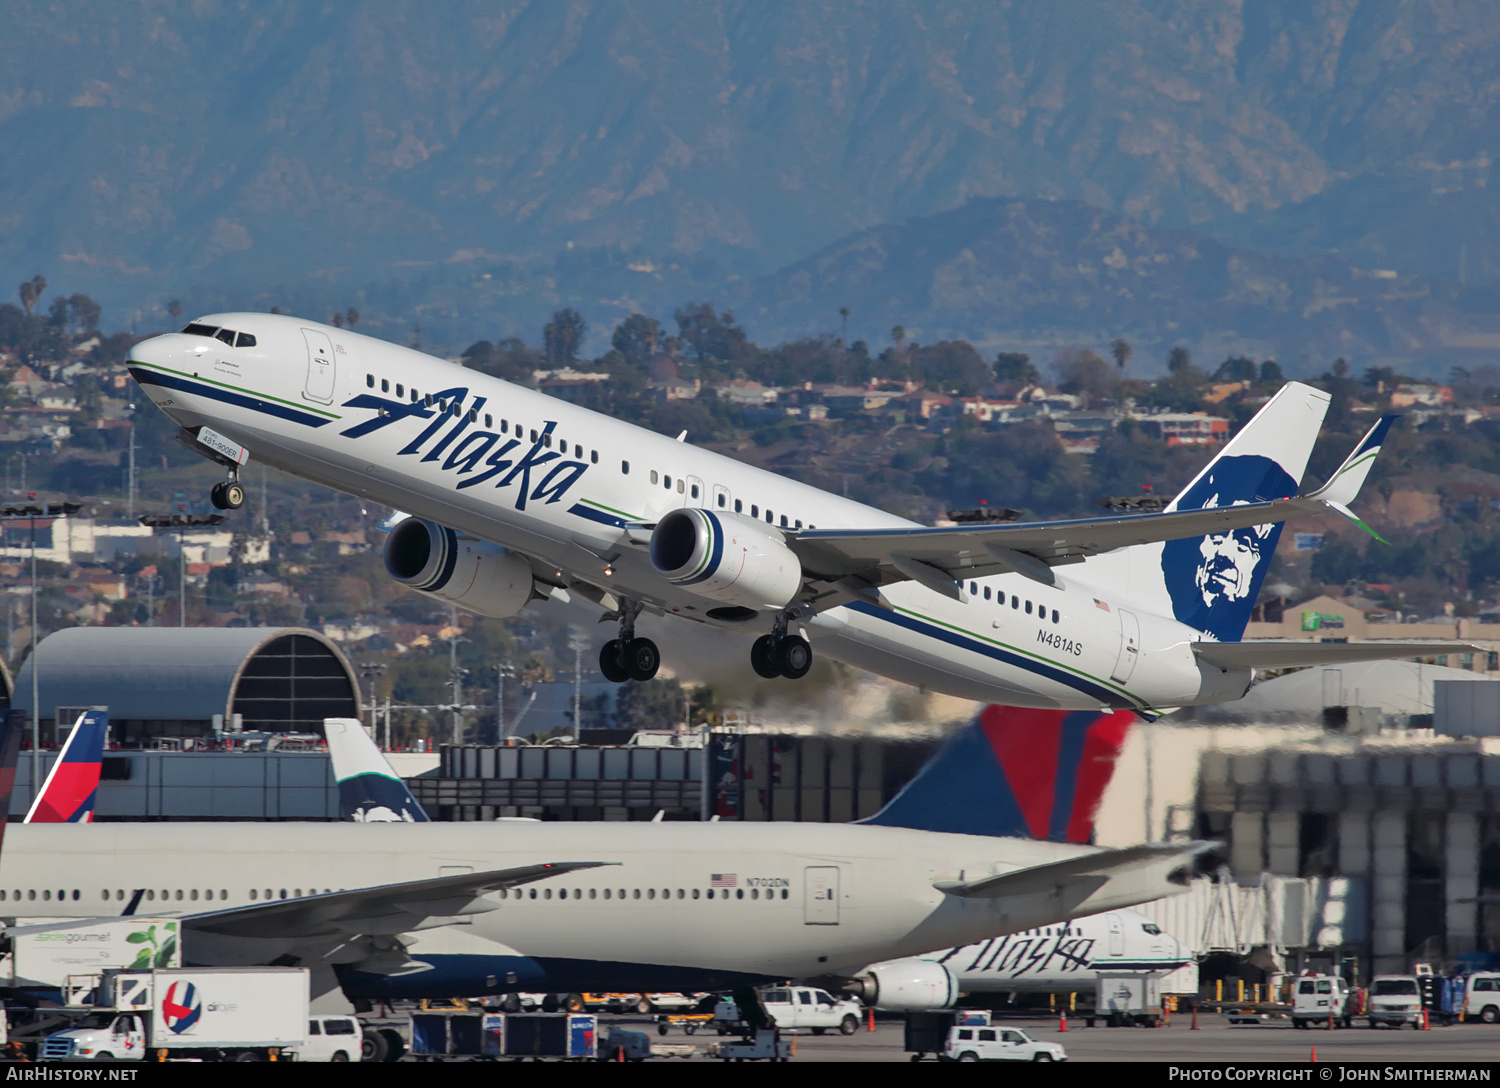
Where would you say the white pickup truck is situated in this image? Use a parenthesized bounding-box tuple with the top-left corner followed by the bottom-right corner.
(764, 987, 862, 1035)
(715, 987, 862, 1035)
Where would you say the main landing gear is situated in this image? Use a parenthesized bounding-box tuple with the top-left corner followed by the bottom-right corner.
(599, 599, 660, 683)
(750, 614, 812, 680)
(210, 474, 245, 511)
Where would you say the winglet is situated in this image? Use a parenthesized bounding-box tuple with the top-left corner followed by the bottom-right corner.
(325, 717, 430, 823)
(1304, 415, 1398, 542)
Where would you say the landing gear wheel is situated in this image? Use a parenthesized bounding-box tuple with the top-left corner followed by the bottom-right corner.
(210, 480, 245, 510)
(625, 638, 660, 682)
(600, 639, 630, 683)
(776, 635, 813, 679)
(750, 635, 780, 679)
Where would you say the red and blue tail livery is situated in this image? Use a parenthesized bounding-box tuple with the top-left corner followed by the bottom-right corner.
(861, 705, 1134, 842)
(26, 710, 107, 824)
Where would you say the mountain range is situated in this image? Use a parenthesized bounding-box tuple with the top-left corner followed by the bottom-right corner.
(0, 1, 1497, 364)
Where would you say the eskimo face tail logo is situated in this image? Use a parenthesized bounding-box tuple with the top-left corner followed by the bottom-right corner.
(1162, 454, 1297, 642)
(162, 981, 202, 1034)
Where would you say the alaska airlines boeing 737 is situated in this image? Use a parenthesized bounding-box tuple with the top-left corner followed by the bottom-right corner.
(125, 316, 1469, 714)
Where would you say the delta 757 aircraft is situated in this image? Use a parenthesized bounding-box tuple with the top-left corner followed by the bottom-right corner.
(2, 705, 1195, 1014)
(125, 315, 1469, 715)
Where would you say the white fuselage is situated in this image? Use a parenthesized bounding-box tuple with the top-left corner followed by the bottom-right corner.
(126, 315, 1249, 713)
(915, 908, 1191, 993)
(0, 823, 1187, 995)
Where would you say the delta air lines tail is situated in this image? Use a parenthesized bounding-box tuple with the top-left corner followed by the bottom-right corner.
(863, 706, 1133, 841)
(25, 710, 107, 824)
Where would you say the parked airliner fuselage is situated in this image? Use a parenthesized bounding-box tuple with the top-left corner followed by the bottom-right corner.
(0, 822, 1188, 999)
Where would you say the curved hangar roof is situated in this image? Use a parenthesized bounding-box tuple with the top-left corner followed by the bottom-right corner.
(15, 627, 359, 730)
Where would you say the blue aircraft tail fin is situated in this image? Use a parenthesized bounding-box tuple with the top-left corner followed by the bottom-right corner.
(325, 718, 430, 823)
(1129, 381, 1329, 643)
(861, 705, 1134, 841)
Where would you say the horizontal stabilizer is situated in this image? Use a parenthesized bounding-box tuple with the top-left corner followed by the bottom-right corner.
(1193, 641, 1478, 671)
(934, 843, 1206, 900)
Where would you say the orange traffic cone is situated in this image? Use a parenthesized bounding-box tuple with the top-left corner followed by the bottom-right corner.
(1191, 1006, 1199, 1030)
(866, 1007, 875, 1032)
(1422, 1009, 1430, 1031)
(1059, 1010, 1067, 1032)
(1311, 1045, 1317, 1062)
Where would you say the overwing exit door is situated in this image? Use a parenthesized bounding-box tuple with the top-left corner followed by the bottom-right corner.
(302, 328, 336, 404)
(804, 866, 840, 924)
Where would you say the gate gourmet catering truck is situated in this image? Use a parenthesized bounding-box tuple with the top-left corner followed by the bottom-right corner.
(41, 967, 308, 1061)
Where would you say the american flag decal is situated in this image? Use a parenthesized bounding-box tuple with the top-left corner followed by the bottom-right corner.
(710, 873, 737, 888)
(1093, 598, 1110, 611)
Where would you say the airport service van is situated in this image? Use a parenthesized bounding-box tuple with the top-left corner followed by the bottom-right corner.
(42, 967, 309, 1062)
(1292, 974, 1353, 1028)
(942, 1026, 1066, 1063)
(288, 1015, 364, 1062)
(1463, 974, 1500, 1024)
(1366, 975, 1423, 1028)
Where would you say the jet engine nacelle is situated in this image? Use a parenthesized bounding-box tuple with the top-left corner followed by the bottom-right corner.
(384, 517, 534, 618)
(848, 959, 958, 1012)
(649, 508, 803, 611)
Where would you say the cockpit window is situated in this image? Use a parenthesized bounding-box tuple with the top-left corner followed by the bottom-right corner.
(181, 323, 219, 338)
(1141, 923, 1161, 934)
(235, 332, 257, 348)
(214, 328, 236, 346)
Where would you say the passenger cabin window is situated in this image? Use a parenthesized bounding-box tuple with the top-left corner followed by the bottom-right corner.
(485, 414, 493, 427)
(382, 379, 390, 393)
(717, 494, 726, 508)
(651, 470, 659, 485)
(676, 479, 684, 494)
(590, 450, 598, 464)
(622, 461, 630, 474)
(366, 374, 374, 388)
(396, 384, 404, 397)
(735, 499, 742, 513)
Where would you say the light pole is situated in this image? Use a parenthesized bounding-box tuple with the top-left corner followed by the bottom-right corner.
(0, 499, 81, 789)
(496, 662, 514, 745)
(139, 513, 227, 627)
(358, 662, 387, 739)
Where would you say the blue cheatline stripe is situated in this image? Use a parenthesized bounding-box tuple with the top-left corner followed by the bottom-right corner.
(568, 503, 626, 529)
(1046, 711, 1096, 841)
(129, 367, 335, 429)
(678, 510, 725, 587)
(843, 600, 1138, 710)
(1089, 960, 1190, 970)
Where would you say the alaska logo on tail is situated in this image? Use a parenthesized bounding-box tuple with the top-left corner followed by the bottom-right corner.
(26, 709, 107, 824)
(1140, 382, 1329, 643)
(861, 705, 1133, 841)
(325, 718, 430, 822)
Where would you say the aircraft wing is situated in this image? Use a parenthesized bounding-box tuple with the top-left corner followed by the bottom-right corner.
(791, 411, 1398, 602)
(6, 861, 612, 942)
(791, 498, 1326, 596)
(933, 844, 1204, 900)
(1192, 641, 1479, 670)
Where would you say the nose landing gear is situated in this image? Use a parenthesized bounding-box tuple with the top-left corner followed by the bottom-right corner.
(599, 598, 660, 683)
